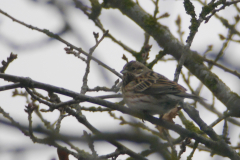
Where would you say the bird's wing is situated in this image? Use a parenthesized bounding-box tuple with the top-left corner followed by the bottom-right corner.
(133, 71, 186, 94)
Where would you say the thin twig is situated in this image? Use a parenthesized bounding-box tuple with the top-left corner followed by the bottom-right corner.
(187, 141, 199, 159)
(81, 31, 109, 94)
(87, 78, 120, 93)
(204, 0, 240, 23)
(25, 88, 53, 107)
(203, 57, 240, 79)
(65, 48, 87, 62)
(209, 112, 230, 127)
(0, 9, 122, 78)
(0, 83, 22, 91)
(0, 112, 82, 159)
(162, 130, 177, 159)
(49, 94, 122, 111)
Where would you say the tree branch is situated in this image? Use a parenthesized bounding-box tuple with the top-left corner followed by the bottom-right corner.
(0, 9, 122, 79)
(0, 73, 239, 159)
(105, 0, 240, 117)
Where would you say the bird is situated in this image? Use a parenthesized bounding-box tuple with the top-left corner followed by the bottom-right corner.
(121, 61, 203, 115)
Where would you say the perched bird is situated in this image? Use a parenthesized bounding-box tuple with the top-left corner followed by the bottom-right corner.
(121, 61, 202, 115)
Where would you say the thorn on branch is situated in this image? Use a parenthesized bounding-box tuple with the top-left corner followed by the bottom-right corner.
(235, 15, 240, 22)
(157, 12, 170, 19)
(93, 32, 99, 43)
(203, 45, 213, 57)
(0, 53, 17, 73)
(175, 15, 185, 43)
(89, 0, 102, 20)
(219, 34, 226, 40)
(122, 54, 128, 63)
(24, 103, 38, 114)
(81, 30, 109, 94)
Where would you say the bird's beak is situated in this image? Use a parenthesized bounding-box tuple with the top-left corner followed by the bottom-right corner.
(120, 69, 128, 74)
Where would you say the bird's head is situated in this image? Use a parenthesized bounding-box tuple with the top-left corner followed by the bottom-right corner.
(121, 61, 150, 77)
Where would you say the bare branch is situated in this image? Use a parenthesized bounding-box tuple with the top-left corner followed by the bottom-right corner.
(81, 31, 109, 94)
(0, 9, 122, 78)
(203, 58, 240, 79)
(0, 83, 22, 91)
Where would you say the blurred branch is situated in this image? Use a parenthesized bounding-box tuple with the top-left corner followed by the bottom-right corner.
(199, 100, 240, 127)
(108, 111, 163, 138)
(162, 130, 177, 159)
(175, 15, 184, 44)
(204, 0, 240, 23)
(209, 112, 230, 127)
(0, 9, 122, 79)
(0, 73, 239, 159)
(0, 83, 22, 91)
(83, 131, 98, 158)
(73, 0, 139, 58)
(0, 106, 81, 158)
(203, 57, 240, 79)
(187, 141, 199, 159)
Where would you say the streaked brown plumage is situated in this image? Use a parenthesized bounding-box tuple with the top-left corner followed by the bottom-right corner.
(121, 61, 202, 115)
